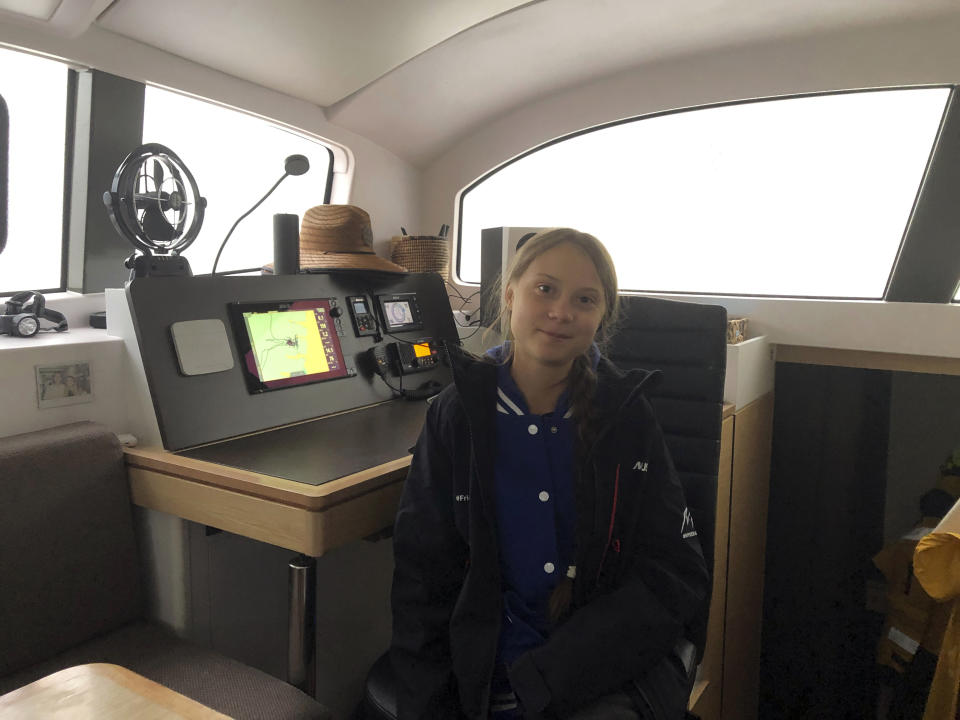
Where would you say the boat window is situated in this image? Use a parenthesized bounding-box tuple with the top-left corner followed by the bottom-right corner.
(143, 86, 333, 275)
(457, 88, 950, 298)
(0, 47, 70, 295)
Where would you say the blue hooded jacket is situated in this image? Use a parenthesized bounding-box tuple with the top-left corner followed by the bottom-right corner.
(390, 343, 708, 719)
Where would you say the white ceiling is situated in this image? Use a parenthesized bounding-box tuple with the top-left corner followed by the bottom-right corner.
(7, 0, 959, 165)
(95, 0, 538, 107)
(325, 0, 960, 164)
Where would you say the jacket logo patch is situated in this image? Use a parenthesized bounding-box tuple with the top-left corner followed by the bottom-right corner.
(681, 508, 698, 539)
(633, 461, 648, 472)
(455, 494, 470, 502)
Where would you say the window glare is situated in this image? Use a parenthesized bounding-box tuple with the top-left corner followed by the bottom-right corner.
(459, 88, 949, 298)
(143, 87, 332, 275)
(0, 47, 68, 294)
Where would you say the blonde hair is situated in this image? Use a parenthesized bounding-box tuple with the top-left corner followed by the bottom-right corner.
(494, 227, 620, 353)
(491, 228, 620, 446)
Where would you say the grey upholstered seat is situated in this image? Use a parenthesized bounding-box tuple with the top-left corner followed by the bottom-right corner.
(0, 421, 331, 720)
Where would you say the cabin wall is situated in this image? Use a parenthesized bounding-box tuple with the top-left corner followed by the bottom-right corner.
(421, 13, 960, 266)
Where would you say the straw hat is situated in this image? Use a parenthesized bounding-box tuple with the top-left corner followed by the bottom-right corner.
(298, 205, 406, 273)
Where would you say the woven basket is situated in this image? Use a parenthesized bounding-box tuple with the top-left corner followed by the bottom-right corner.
(727, 318, 748, 344)
(390, 235, 450, 274)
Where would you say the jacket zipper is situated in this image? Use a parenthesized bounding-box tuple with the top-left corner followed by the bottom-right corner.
(595, 462, 621, 583)
(581, 376, 651, 589)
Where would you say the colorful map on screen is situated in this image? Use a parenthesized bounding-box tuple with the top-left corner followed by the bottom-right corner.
(244, 308, 337, 382)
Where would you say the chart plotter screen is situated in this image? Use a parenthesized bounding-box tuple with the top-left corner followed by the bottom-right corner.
(230, 299, 348, 393)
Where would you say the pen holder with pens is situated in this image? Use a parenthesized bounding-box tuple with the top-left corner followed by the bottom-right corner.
(390, 234, 450, 274)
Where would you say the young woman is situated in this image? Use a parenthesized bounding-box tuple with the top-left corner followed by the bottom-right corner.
(390, 228, 709, 719)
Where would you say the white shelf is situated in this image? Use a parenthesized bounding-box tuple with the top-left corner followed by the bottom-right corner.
(724, 335, 775, 409)
(0, 326, 122, 351)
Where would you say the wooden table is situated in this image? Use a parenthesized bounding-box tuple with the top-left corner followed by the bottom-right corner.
(124, 445, 409, 557)
(123, 400, 427, 696)
(0, 663, 230, 719)
(123, 400, 428, 557)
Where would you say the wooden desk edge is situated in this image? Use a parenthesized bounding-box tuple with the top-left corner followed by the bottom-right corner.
(128, 465, 405, 556)
(125, 446, 410, 510)
(0, 663, 231, 719)
(775, 345, 960, 376)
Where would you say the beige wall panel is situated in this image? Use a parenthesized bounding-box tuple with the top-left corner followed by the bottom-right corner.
(721, 394, 774, 720)
(691, 414, 734, 720)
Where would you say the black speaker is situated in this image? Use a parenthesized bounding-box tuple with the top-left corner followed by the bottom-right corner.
(273, 213, 300, 275)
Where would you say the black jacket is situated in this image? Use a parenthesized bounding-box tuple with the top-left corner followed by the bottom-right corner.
(390, 346, 709, 719)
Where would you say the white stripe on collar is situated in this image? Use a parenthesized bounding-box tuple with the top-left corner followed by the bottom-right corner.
(563, 408, 573, 419)
(496, 403, 509, 415)
(497, 387, 524, 415)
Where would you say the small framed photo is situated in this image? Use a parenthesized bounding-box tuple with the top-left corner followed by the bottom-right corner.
(36, 362, 93, 409)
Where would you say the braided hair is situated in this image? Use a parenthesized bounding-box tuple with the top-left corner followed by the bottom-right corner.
(489, 228, 620, 624)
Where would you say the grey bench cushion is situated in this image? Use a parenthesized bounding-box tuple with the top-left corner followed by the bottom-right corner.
(0, 420, 332, 719)
(0, 422, 142, 676)
(0, 621, 330, 720)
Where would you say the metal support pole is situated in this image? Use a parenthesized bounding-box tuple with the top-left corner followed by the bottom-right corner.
(287, 554, 317, 697)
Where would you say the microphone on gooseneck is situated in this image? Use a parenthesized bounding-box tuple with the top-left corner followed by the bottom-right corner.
(0, 94, 8, 255)
(211, 154, 310, 275)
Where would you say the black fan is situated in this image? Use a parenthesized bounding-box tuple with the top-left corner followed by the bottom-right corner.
(103, 143, 206, 278)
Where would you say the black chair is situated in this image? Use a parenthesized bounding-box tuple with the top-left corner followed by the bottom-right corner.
(360, 295, 727, 719)
(605, 295, 727, 653)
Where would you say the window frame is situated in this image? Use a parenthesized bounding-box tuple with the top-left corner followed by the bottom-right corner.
(0, 62, 77, 297)
(3, 61, 338, 296)
(454, 85, 956, 302)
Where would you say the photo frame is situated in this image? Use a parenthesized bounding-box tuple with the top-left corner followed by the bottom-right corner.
(36, 362, 93, 409)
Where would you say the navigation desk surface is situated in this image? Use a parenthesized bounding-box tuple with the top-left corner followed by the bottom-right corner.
(124, 399, 431, 557)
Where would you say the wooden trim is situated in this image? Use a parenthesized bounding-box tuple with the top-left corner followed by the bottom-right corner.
(722, 402, 735, 419)
(688, 680, 710, 713)
(128, 466, 404, 556)
(721, 393, 774, 720)
(124, 446, 410, 510)
(776, 345, 960, 376)
(0, 663, 230, 718)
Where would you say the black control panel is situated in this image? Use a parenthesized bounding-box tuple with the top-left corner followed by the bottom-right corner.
(346, 295, 378, 337)
(127, 271, 457, 450)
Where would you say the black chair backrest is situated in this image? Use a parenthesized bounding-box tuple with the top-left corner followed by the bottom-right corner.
(606, 295, 727, 579)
